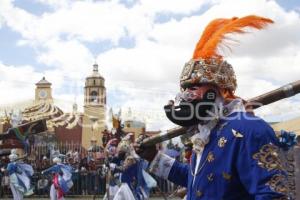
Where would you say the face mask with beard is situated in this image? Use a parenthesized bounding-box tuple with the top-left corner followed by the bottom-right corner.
(164, 86, 218, 127)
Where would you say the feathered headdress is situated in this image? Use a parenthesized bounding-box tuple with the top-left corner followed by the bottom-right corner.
(180, 15, 273, 92)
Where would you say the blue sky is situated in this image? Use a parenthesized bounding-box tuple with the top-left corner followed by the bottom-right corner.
(276, 0, 300, 11)
(1, 0, 300, 129)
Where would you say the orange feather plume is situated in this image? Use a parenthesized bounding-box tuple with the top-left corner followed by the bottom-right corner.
(193, 15, 274, 60)
(192, 18, 235, 59)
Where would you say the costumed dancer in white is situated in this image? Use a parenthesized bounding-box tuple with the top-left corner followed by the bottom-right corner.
(42, 156, 73, 200)
(7, 149, 34, 200)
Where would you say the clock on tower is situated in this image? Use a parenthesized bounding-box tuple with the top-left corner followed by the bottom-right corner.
(35, 77, 53, 102)
(39, 90, 48, 99)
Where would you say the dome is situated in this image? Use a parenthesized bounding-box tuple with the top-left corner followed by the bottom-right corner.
(22, 102, 81, 129)
(86, 63, 104, 79)
(22, 102, 63, 121)
(36, 77, 51, 85)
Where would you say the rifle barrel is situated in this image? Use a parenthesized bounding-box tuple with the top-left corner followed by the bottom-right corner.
(0, 149, 11, 157)
(248, 80, 300, 109)
(141, 80, 300, 147)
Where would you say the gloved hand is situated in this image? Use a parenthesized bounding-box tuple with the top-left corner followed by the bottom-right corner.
(134, 134, 158, 162)
(277, 130, 297, 151)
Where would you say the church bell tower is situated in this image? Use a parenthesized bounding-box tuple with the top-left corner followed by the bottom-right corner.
(82, 63, 106, 148)
(84, 63, 106, 107)
(35, 77, 53, 103)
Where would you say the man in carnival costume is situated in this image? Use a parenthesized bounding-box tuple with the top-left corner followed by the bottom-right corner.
(42, 156, 73, 200)
(107, 133, 157, 200)
(7, 149, 34, 200)
(136, 15, 291, 199)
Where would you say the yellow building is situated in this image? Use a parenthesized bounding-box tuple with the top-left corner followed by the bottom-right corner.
(123, 120, 146, 140)
(271, 117, 300, 136)
(1, 63, 107, 150)
(82, 63, 107, 148)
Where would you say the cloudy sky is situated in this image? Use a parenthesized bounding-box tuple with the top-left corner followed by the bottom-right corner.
(0, 0, 300, 130)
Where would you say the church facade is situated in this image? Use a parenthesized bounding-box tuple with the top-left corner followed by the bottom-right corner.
(82, 63, 106, 148)
(21, 63, 107, 149)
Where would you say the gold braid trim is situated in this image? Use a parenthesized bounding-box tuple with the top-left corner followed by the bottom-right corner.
(272, 197, 289, 200)
(252, 144, 283, 171)
(266, 174, 289, 195)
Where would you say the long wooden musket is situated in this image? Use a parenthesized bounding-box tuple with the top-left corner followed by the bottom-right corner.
(0, 149, 11, 157)
(141, 80, 300, 147)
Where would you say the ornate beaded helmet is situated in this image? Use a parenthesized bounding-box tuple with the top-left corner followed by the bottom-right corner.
(180, 15, 273, 92)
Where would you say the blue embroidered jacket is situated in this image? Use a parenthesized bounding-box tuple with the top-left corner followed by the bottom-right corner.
(154, 112, 289, 200)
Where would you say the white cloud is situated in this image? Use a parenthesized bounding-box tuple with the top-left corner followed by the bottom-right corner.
(0, 0, 214, 44)
(35, 0, 72, 9)
(99, 40, 187, 85)
(34, 1, 130, 43)
(0, 62, 70, 104)
(0, 0, 39, 40)
(54, 93, 84, 113)
(109, 85, 176, 130)
(1, 0, 300, 129)
(256, 98, 300, 122)
(137, 0, 213, 15)
(37, 39, 94, 79)
(0, 13, 3, 29)
(0, 62, 84, 118)
(0, 62, 41, 106)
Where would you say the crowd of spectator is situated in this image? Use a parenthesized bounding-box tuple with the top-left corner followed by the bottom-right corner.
(0, 146, 107, 197)
(0, 146, 177, 198)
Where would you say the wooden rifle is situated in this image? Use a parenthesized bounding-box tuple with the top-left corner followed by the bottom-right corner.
(141, 80, 300, 147)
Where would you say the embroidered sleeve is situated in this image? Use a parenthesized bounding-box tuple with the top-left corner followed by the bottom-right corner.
(235, 121, 290, 199)
(252, 144, 283, 171)
(149, 151, 175, 179)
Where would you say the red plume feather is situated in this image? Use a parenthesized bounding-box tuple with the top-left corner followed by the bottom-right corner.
(194, 15, 274, 60)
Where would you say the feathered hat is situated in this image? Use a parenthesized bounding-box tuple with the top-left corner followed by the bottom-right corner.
(180, 15, 273, 97)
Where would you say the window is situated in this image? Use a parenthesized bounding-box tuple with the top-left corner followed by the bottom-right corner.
(90, 91, 98, 103)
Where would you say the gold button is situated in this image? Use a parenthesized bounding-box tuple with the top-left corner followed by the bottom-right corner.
(207, 152, 215, 162)
(222, 172, 232, 180)
(196, 190, 203, 197)
(218, 137, 227, 148)
(207, 173, 214, 182)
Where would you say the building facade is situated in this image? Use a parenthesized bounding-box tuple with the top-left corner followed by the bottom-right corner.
(7, 63, 108, 149)
(82, 63, 107, 148)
